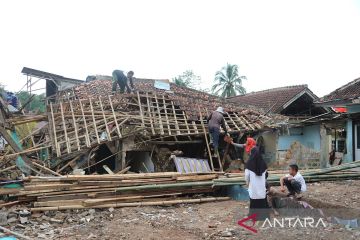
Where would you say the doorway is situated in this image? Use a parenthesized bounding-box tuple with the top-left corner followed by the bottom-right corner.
(355, 124, 360, 160)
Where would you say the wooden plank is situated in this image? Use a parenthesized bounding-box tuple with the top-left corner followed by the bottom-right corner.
(171, 101, 180, 135)
(136, 91, 145, 128)
(154, 93, 164, 135)
(79, 99, 91, 147)
(227, 113, 240, 131)
(145, 92, 155, 135)
(99, 97, 112, 141)
(162, 96, 171, 135)
(103, 165, 114, 174)
(69, 100, 81, 151)
(59, 101, 71, 153)
(198, 108, 214, 172)
(192, 121, 199, 134)
(182, 112, 191, 134)
(49, 102, 61, 156)
(89, 98, 100, 144)
(108, 95, 122, 138)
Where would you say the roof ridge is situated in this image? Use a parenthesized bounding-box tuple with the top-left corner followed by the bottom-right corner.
(228, 84, 308, 98)
(329, 77, 360, 94)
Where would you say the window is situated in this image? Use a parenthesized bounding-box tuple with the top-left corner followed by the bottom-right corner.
(337, 140, 345, 152)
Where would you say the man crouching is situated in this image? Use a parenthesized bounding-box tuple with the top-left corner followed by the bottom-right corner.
(280, 164, 306, 199)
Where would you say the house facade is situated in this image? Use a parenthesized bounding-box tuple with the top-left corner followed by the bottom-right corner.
(228, 85, 331, 168)
(316, 78, 360, 162)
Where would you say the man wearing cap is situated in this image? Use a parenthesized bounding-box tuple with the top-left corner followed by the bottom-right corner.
(112, 69, 132, 93)
(207, 107, 227, 157)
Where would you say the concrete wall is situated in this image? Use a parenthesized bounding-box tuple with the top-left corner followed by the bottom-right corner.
(259, 131, 278, 163)
(344, 119, 353, 163)
(278, 124, 321, 151)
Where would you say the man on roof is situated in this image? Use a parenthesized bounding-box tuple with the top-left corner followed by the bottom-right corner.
(207, 107, 227, 157)
(112, 69, 133, 94)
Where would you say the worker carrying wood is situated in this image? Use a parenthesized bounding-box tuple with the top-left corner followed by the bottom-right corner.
(112, 69, 134, 93)
(207, 107, 227, 157)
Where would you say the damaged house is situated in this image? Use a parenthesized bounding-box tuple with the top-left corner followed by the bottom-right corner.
(316, 77, 360, 162)
(0, 67, 287, 179)
(228, 85, 339, 168)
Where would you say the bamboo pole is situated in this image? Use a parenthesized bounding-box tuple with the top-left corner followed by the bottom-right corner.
(198, 107, 215, 172)
(0, 225, 31, 240)
(69, 100, 81, 151)
(116, 181, 214, 192)
(31, 197, 230, 212)
(33, 162, 62, 176)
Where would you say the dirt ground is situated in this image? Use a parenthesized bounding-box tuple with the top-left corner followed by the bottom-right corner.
(2, 180, 360, 240)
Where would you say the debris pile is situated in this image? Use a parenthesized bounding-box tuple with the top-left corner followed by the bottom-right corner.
(12, 173, 229, 212)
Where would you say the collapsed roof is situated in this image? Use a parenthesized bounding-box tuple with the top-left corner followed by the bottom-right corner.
(49, 78, 287, 158)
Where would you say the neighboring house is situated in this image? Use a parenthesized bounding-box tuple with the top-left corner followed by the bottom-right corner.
(316, 78, 360, 162)
(228, 85, 330, 168)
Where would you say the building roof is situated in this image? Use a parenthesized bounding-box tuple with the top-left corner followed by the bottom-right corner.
(227, 85, 318, 114)
(317, 78, 360, 105)
(21, 67, 84, 84)
(55, 77, 287, 127)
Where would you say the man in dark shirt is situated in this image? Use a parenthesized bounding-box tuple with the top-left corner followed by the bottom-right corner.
(207, 107, 227, 155)
(112, 69, 132, 93)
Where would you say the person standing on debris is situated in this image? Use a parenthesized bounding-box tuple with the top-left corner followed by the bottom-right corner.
(207, 107, 227, 156)
(243, 137, 269, 220)
(112, 69, 132, 93)
(280, 164, 306, 199)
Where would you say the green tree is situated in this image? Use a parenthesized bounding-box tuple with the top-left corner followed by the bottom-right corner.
(173, 70, 201, 89)
(212, 63, 246, 98)
(16, 91, 46, 113)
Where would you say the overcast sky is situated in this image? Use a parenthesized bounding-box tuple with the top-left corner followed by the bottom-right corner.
(0, 0, 359, 97)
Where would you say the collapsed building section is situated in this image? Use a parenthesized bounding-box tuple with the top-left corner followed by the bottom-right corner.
(0, 68, 287, 179)
(46, 77, 286, 175)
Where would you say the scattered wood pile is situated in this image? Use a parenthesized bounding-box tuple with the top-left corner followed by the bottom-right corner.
(10, 172, 229, 211)
(216, 160, 360, 186)
(2, 161, 359, 212)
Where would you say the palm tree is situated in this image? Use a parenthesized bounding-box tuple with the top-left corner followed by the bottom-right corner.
(212, 64, 246, 97)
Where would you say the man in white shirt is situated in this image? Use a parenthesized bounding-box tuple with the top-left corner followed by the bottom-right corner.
(280, 164, 306, 199)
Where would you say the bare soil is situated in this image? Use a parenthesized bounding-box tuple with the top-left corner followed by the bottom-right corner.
(2, 180, 360, 240)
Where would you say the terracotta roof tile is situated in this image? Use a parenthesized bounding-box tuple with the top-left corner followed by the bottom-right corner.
(228, 85, 310, 113)
(317, 78, 360, 104)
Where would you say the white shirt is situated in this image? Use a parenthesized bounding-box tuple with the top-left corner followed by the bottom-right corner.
(286, 172, 307, 192)
(245, 169, 267, 199)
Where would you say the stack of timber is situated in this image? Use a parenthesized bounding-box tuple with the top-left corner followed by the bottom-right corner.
(215, 160, 360, 186)
(12, 172, 230, 212)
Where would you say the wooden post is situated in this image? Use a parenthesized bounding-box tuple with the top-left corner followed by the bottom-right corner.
(154, 93, 164, 135)
(146, 92, 155, 135)
(136, 91, 146, 128)
(162, 96, 171, 135)
(89, 98, 100, 144)
(79, 99, 91, 147)
(171, 101, 180, 135)
(59, 102, 71, 154)
(227, 113, 240, 131)
(69, 100, 81, 151)
(99, 97, 112, 141)
(198, 107, 214, 172)
(50, 103, 61, 156)
(108, 95, 122, 138)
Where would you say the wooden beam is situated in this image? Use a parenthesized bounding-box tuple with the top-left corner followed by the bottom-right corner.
(108, 95, 122, 138)
(198, 107, 214, 172)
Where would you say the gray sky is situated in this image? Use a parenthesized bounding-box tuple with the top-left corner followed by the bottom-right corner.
(0, 0, 360, 97)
